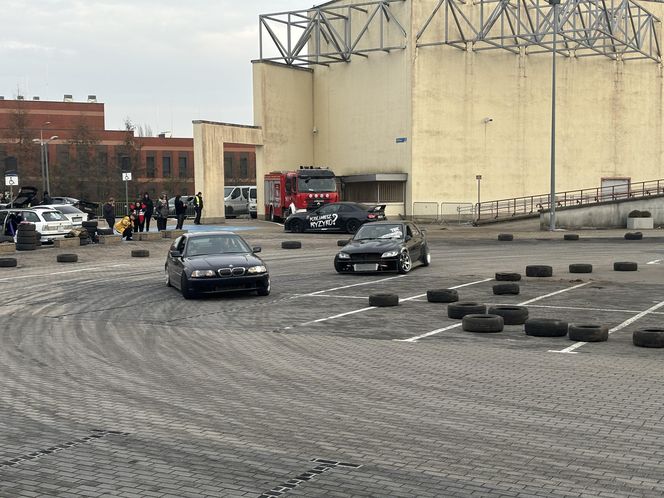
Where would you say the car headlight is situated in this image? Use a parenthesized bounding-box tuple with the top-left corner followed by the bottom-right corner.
(191, 269, 215, 278)
(337, 252, 350, 259)
(381, 250, 399, 258)
(247, 265, 267, 274)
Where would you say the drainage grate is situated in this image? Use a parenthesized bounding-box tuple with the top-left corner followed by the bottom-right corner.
(0, 429, 129, 468)
(259, 458, 361, 497)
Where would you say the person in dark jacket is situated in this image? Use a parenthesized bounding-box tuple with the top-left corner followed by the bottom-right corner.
(42, 191, 53, 205)
(193, 192, 203, 225)
(155, 193, 169, 231)
(102, 197, 115, 228)
(142, 192, 154, 232)
(175, 195, 186, 229)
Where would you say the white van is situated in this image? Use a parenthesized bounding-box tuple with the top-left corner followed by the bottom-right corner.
(224, 186, 254, 218)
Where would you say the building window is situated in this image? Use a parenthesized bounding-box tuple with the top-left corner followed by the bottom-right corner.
(179, 154, 187, 179)
(162, 154, 171, 177)
(224, 153, 233, 181)
(240, 153, 248, 178)
(146, 155, 155, 177)
(118, 154, 131, 171)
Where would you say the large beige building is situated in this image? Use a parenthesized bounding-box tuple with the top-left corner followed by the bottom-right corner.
(196, 0, 664, 221)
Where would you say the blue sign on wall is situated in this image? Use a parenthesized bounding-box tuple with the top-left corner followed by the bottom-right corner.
(396, 137, 407, 143)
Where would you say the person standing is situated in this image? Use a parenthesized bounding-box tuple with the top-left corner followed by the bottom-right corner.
(42, 191, 53, 205)
(133, 196, 146, 232)
(103, 197, 115, 229)
(143, 192, 154, 232)
(194, 192, 203, 225)
(155, 193, 169, 231)
(175, 195, 186, 230)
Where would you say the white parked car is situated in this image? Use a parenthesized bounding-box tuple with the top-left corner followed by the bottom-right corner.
(0, 208, 73, 241)
(33, 204, 88, 228)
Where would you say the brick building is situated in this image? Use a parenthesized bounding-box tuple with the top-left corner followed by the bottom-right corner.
(0, 95, 256, 202)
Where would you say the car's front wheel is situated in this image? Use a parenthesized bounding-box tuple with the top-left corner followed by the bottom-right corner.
(257, 278, 271, 296)
(290, 219, 305, 233)
(420, 244, 430, 266)
(398, 250, 412, 274)
(180, 273, 195, 299)
(346, 219, 361, 234)
(165, 266, 172, 287)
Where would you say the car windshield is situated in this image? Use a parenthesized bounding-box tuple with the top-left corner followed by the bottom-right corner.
(41, 211, 67, 222)
(185, 235, 251, 257)
(224, 187, 233, 197)
(297, 177, 336, 192)
(354, 224, 403, 240)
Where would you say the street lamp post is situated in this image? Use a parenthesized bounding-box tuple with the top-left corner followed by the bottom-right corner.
(476, 174, 482, 220)
(33, 134, 58, 195)
(548, 0, 560, 231)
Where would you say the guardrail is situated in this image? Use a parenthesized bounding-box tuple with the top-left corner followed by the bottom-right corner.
(476, 179, 664, 221)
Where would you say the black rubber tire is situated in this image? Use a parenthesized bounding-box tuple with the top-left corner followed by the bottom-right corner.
(337, 239, 350, 247)
(569, 263, 593, 274)
(568, 324, 609, 342)
(448, 302, 487, 319)
(526, 265, 553, 277)
(290, 219, 305, 233)
(397, 250, 412, 274)
(131, 249, 150, 258)
(79, 238, 90, 246)
(498, 233, 514, 241)
(0, 235, 14, 243)
(97, 228, 113, 236)
(56, 254, 78, 263)
(493, 283, 520, 295)
(488, 305, 529, 325)
(257, 278, 271, 296)
(495, 272, 521, 281)
(369, 293, 399, 307)
(524, 318, 569, 337)
(282, 241, 302, 249)
(614, 261, 638, 271)
(564, 234, 579, 241)
(251, 212, 257, 219)
(420, 244, 430, 266)
(17, 224, 36, 232)
(180, 273, 195, 300)
(0, 258, 17, 268)
(16, 235, 36, 244)
(15, 243, 36, 251)
(426, 289, 459, 303)
(624, 232, 643, 240)
(346, 219, 361, 234)
(82, 221, 98, 228)
(633, 328, 664, 348)
(462, 314, 504, 333)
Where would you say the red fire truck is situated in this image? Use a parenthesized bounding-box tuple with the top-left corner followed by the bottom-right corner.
(264, 167, 339, 221)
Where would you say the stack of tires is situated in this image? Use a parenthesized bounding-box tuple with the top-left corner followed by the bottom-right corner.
(81, 220, 98, 245)
(16, 223, 38, 251)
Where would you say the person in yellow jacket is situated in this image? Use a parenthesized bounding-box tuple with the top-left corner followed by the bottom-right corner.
(114, 213, 136, 241)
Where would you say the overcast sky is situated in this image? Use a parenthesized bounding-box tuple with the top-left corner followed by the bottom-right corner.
(1, 1, 309, 137)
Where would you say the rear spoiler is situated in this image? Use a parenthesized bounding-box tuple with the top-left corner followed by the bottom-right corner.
(370, 204, 387, 213)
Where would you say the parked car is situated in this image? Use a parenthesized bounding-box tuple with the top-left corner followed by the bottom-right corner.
(40, 196, 98, 220)
(165, 232, 270, 299)
(33, 204, 89, 228)
(224, 186, 253, 218)
(50, 196, 79, 205)
(167, 195, 195, 217)
(248, 186, 257, 219)
(0, 208, 73, 242)
(284, 202, 386, 234)
(0, 186, 38, 208)
(334, 221, 430, 274)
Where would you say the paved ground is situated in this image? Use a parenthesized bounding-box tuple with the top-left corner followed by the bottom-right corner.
(1, 219, 664, 497)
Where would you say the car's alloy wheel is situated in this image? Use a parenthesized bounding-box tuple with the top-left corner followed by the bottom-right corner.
(180, 273, 194, 299)
(421, 244, 430, 266)
(346, 219, 360, 234)
(165, 267, 171, 287)
(398, 250, 411, 274)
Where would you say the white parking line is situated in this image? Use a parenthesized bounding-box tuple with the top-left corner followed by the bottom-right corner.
(0, 263, 132, 282)
(646, 259, 662, 265)
(551, 299, 664, 354)
(528, 304, 664, 315)
(299, 275, 408, 297)
(299, 277, 493, 327)
(400, 281, 590, 343)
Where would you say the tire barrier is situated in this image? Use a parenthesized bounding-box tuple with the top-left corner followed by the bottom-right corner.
(0, 258, 18, 268)
(495, 272, 521, 281)
(493, 283, 520, 295)
(624, 232, 643, 240)
(131, 249, 150, 258)
(447, 302, 487, 319)
(614, 261, 638, 272)
(16, 224, 37, 251)
(526, 265, 553, 277)
(569, 263, 593, 274)
(97, 227, 113, 236)
(16, 243, 36, 251)
(281, 241, 302, 249)
(568, 324, 609, 342)
(633, 328, 664, 348)
(498, 233, 514, 241)
(487, 305, 529, 325)
(524, 318, 569, 337)
(462, 314, 504, 333)
(426, 289, 459, 303)
(564, 234, 579, 241)
(337, 239, 349, 247)
(369, 293, 399, 307)
(56, 254, 78, 263)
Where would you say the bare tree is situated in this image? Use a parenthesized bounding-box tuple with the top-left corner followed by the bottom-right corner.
(3, 101, 39, 184)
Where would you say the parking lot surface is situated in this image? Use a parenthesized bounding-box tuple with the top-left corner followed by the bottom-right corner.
(1, 220, 664, 497)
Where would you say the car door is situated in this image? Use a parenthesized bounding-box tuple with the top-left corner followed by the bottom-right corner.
(404, 223, 422, 261)
(239, 187, 250, 215)
(169, 236, 187, 286)
(307, 204, 341, 231)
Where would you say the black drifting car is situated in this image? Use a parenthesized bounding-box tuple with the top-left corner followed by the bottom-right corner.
(284, 201, 386, 234)
(334, 221, 430, 274)
(165, 232, 270, 299)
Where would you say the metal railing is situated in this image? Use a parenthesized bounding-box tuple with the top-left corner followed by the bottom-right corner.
(413, 201, 475, 225)
(476, 179, 664, 221)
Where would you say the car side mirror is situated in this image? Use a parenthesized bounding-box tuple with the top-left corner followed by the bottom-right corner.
(405, 235, 412, 242)
(252, 246, 262, 253)
(169, 250, 182, 258)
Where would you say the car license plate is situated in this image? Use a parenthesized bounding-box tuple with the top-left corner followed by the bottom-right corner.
(354, 263, 378, 271)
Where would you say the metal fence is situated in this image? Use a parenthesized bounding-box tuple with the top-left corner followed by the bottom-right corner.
(93, 202, 196, 219)
(412, 202, 475, 225)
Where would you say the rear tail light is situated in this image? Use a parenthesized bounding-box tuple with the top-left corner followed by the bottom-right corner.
(367, 214, 376, 219)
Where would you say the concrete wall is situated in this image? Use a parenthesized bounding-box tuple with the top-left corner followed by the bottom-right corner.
(193, 121, 262, 222)
(253, 62, 315, 218)
(540, 196, 664, 228)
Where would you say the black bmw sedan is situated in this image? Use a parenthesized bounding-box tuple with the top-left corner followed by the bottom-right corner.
(284, 202, 386, 234)
(165, 232, 270, 299)
(334, 221, 430, 274)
